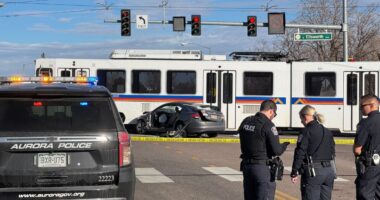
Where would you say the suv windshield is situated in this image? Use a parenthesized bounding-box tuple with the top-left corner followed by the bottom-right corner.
(0, 98, 117, 132)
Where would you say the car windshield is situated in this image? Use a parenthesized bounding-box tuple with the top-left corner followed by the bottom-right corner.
(0, 98, 117, 132)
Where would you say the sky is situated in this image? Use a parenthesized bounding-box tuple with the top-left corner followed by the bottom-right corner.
(0, 0, 378, 75)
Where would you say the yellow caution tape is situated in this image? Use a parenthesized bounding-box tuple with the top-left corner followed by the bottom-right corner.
(131, 136, 354, 145)
(131, 136, 240, 143)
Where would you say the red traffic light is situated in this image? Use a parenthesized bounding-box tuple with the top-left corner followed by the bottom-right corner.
(191, 15, 201, 36)
(122, 11, 129, 16)
(249, 17, 255, 23)
(121, 9, 131, 36)
(247, 16, 257, 37)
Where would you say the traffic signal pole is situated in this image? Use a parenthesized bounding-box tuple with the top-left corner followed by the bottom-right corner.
(106, 19, 342, 29)
(107, 0, 349, 61)
(343, 0, 348, 62)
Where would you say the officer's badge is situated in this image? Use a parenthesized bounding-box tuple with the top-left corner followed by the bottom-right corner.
(271, 126, 278, 136)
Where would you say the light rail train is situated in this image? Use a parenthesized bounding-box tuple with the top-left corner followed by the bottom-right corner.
(34, 49, 380, 133)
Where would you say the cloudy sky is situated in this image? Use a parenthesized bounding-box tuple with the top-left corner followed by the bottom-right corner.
(0, 0, 378, 75)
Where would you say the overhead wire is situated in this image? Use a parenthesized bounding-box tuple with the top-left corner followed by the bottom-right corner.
(0, 1, 378, 17)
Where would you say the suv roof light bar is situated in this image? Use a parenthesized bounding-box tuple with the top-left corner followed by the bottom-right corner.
(0, 76, 98, 85)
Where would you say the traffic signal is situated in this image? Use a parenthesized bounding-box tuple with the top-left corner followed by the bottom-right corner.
(247, 16, 257, 37)
(121, 9, 131, 36)
(191, 15, 201, 36)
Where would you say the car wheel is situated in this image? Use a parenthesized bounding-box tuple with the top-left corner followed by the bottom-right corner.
(136, 120, 147, 134)
(174, 122, 187, 138)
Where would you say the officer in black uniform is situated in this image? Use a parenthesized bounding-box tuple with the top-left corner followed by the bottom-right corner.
(290, 105, 335, 200)
(354, 94, 380, 200)
(239, 100, 289, 200)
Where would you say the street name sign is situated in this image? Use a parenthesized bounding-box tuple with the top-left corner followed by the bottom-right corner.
(294, 33, 332, 41)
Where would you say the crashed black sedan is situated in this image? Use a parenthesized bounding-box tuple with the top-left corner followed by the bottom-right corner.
(130, 102, 225, 137)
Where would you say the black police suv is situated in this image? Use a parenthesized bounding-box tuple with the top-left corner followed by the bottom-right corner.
(0, 83, 135, 199)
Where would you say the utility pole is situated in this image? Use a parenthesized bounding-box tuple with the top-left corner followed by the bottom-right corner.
(343, 0, 348, 62)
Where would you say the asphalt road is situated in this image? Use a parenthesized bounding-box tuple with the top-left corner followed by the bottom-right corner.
(132, 136, 356, 200)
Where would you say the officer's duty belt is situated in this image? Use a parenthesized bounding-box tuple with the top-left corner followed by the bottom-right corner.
(243, 159, 271, 165)
(304, 160, 332, 168)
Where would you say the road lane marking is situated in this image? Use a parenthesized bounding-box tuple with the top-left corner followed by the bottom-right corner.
(335, 177, 349, 182)
(276, 190, 298, 200)
(202, 167, 243, 182)
(135, 168, 174, 183)
(131, 136, 354, 144)
(284, 166, 349, 182)
(203, 167, 298, 199)
(192, 156, 199, 160)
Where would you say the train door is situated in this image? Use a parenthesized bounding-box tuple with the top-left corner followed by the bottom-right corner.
(203, 70, 236, 129)
(343, 71, 379, 131)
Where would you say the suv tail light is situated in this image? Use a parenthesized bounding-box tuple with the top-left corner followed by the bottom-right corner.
(118, 131, 132, 167)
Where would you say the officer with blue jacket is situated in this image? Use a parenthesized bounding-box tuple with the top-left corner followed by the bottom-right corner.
(239, 100, 289, 200)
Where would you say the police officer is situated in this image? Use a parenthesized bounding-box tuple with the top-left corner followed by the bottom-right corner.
(354, 94, 380, 200)
(290, 105, 335, 200)
(239, 100, 289, 200)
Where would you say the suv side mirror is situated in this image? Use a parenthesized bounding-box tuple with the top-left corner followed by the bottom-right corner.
(119, 112, 126, 123)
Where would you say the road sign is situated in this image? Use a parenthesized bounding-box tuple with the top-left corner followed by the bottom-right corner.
(136, 15, 148, 29)
(294, 33, 332, 41)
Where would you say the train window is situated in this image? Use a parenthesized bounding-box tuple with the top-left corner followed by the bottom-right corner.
(243, 72, 273, 95)
(347, 74, 358, 105)
(223, 73, 233, 103)
(167, 71, 196, 94)
(365, 74, 376, 95)
(132, 70, 161, 93)
(60, 70, 71, 77)
(206, 73, 216, 103)
(36, 68, 53, 77)
(305, 72, 336, 96)
(97, 70, 126, 93)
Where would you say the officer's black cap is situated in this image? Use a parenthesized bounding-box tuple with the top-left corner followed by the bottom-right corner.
(260, 100, 277, 111)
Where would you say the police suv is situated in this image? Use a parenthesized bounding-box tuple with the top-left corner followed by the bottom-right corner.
(0, 76, 135, 200)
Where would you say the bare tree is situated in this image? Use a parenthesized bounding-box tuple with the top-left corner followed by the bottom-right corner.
(280, 0, 380, 61)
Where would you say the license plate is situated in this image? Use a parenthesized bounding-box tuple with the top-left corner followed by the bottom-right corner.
(38, 153, 67, 168)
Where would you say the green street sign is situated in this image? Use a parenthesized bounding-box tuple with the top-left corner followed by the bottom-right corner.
(294, 33, 332, 41)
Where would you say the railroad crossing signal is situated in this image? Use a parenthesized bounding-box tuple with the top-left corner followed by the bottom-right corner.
(191, 15, 201, 36)
(247, 16, 257, 37)
(121, 9, 131, 36)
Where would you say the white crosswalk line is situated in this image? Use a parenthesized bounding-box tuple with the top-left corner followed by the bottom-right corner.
(335, 177, 349, 182)
(203, 167, 243, 182)
(284, 166, 350, 182)
(135, 168, 174, 183)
